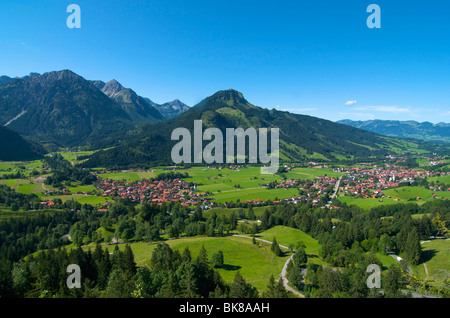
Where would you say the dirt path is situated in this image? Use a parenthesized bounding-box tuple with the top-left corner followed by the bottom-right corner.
(423, 263, 429, 279)
(232, 234, 305, 298)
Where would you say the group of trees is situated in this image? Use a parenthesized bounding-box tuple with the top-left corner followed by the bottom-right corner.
(238, 199, 449, 297)
(43, 154, 97, 188)
(0, 184, 95, 212)
(92, 201, 240, 245)
(142, 243, 292, 299)
(0, 184, 39, 212)
(1, 244, 136, 298)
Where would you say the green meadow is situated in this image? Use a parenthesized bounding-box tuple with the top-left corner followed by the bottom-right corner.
(211, 187, 299, 203)
(88, 225, 323, 292)
(338, 196, 406, 210)
(101, 236, 290, 292)
(96, 171, 158, 182)
(256, 226, 325, 266)
(428, 175, 450, 186)
(285, 167, 344, 180)
(383, 186, 450, 201)
(414, 238, 450, 285)
(188, 166, 280, 191)
(338, 186, 450, 210)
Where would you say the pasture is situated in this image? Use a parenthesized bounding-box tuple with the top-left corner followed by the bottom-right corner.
(415, 238, 450, 285)
(102, 235, 290, 292)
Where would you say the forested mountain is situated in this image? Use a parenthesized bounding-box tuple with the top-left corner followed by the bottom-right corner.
(0, 70, 192, 152)
(0, 126, 44, 161)
(0, 70, 139, 148)
(92, 79, 164, 123)
(83, 89, 410, 168)
(338, 119, 450, 144)
(0, 76, 13, 87)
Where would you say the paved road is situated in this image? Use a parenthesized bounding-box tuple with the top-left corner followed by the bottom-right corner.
(324, 176, 342, 208)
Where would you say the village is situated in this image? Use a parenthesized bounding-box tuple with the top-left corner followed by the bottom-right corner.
(93, 177, 214, 208)
(248, 163, 450, 207)
(36, 160, 450, 211)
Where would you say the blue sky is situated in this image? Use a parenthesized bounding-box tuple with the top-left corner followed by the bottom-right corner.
(0, 0, 449, 123)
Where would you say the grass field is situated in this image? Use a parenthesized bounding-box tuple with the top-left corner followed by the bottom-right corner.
(211, 187, 299, 203)
(285, 167, 344, 180)
(338, 186, 450, 210)
(87, 226, 325, 292)
(384, 186, 450, 201)
(338, 196, 406, 210)
(188, 166, 280, 192)
(414, 238, 450, 284)
(256, 226, 325, 266)
(428, 175, 450, 186)
(373, 252, 398, 270)
(97, 171, 158, 182)
(102, 235, 290, 292)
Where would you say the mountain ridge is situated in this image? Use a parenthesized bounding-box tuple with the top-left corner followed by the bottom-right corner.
(338, 119, 450, 143)
(91, 78, 165, 124)
(0, 70, 137, 148)
(83, 89, 430, 168)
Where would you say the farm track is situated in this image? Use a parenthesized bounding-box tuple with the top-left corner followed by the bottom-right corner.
(232, 234, 305, 298)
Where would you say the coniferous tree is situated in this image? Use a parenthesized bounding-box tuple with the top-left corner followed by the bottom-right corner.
(404, 228, 421, 265)
(211, 251, 224, 268)
(229, 271, 259, 298)
(271, 237, 283, 257)
(383, 264, 403, 298)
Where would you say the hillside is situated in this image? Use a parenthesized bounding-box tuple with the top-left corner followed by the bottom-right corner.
(338, 119, 450, 144)
(83, 89, 419, 168)
(0, 126, 44, 161)
(0, 76, 13, 87)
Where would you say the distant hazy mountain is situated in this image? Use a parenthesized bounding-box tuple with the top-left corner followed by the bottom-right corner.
(0, 126, 44, 161)
(338, 119, 450, 143)
(84, 89, 419, 168)
(154, 99, 190, 119)
(0, 70, 138, 148)
(92, 79, 164, 124)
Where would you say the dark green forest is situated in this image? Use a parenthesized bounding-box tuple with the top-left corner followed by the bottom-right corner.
(0, 126, 44, 161)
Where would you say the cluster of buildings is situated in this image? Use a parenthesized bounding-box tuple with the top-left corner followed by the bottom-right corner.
(94, 178, 213, 208)
(336, 164, 449, 198)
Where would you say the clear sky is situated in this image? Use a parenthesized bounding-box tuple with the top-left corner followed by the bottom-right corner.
(0, 0, 449, 123)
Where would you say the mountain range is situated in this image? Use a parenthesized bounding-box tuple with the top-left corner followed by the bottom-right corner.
(0, 70, 190, 150)
(1, 69, 447, 165)
(338, 119, 450, 144)
(83, 89, 433, 169)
